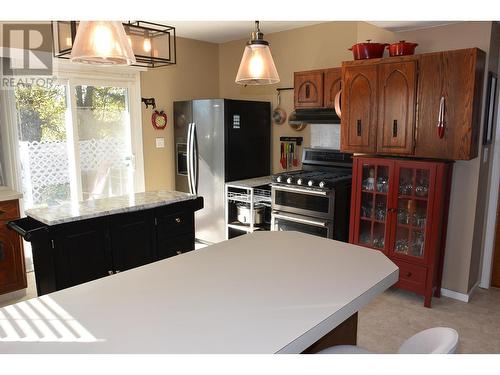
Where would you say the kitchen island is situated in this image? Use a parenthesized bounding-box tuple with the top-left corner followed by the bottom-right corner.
(7, 191, 203, 296)
(0, 231, 398, 353)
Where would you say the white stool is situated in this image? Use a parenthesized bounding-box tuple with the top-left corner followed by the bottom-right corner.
(318, 327, 459, 354)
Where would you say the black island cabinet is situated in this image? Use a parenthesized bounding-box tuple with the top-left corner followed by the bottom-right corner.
(8, 197, 203, 296)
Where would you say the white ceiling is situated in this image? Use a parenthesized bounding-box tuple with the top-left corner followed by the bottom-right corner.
(164, 21, 457, 44)
(163, 21, 324, 43)
(366, 21, 458, 32)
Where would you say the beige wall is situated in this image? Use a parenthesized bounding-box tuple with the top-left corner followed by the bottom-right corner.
(140, 37, 219, 191)
(218, 22, 357, 173)
(140, 21, 496, 295)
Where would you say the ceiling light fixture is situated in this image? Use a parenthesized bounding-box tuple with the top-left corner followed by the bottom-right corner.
(70, 21, 136, 65)
(53, 21, 176, 68)
(235, 21, 280, 85)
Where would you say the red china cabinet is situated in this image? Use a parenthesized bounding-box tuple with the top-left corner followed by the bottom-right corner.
(349, 156, 453, 307)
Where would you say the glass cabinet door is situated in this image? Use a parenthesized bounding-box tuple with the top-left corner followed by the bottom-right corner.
(356, 161, 391, 252)
(392, 165, 433, 260)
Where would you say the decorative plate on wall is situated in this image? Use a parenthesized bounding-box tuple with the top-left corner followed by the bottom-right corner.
(152, 110, 168, 130)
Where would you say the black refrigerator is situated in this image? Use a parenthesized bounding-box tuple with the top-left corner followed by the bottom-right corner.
(174, 99, 271, 244)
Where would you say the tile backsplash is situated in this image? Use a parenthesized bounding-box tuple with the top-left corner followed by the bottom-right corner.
(310, 124, 341, 149)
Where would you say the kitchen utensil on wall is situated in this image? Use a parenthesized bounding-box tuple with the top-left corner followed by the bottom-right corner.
(279, 136, 303, 171)
(349, 40, 388, 60)
(280, 142, 286, 169)
(272, 90, 287, 125)
(387, 41, 418, 57)
(288, 123, 307, 131)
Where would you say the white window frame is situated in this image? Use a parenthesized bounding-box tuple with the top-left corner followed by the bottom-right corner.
(3, 59, 146, 207)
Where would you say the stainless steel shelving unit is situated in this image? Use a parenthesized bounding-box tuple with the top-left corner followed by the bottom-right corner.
(225, 176, 272, 239)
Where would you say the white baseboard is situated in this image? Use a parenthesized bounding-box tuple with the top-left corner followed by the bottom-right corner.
(440, 281, 480, 303)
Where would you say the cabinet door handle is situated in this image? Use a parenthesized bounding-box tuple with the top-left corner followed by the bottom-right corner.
(392, 119, 398, 137)
(305, 83, 310, 99)
(356, 120, 362, 136)
(406, 271, 412, 278)
(0, 241, 4, 261)
(437, 96, 445, 139)
(108, 270, 114, 275)
(175, 217, 181, 223)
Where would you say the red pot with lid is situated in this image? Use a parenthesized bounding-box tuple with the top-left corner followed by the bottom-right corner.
(387, 40, 418, 56)
(349, 40, 388, 60)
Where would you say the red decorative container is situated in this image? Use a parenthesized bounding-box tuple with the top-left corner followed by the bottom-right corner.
(349, 40, 388, 60)
(387, 40, 419, 57)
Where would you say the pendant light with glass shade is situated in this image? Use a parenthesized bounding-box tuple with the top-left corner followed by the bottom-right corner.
(235, 21, 280, 85)
(70, 21, 136, 65)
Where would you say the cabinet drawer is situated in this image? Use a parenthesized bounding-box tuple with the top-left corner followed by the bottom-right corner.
(0, 200, 20, 221)
(158, 233, 195, 260)
(157, 211, 193, 238)
(393, 259, 427, 293)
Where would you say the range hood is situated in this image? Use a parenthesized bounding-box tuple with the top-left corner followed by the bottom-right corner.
(288, 108, 340, 125)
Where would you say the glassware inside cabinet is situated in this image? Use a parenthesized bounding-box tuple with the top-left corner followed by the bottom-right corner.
(359, 220, 371, 246)
(375, 165, 389, 193)
(410, 229, 425, 257)
(360, 192, 373, 219)
(374, 194, 387, 222)
(415, 169, 430, 198)
(412, 200, 428, 230)
(362, 164, 375, 191)
(398, 168, 414, 196)
(372, 222, 385, 249)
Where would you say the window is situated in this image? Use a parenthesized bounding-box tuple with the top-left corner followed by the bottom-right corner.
(9, 64, 144, 209)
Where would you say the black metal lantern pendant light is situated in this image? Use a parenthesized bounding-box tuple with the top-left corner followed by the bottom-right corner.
(235, 21, 280, 85)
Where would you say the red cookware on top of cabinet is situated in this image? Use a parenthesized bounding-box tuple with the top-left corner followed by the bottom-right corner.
(349, 156, 453, 308)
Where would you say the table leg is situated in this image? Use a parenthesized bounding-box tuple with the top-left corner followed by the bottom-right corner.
(301, 312, 358, 354)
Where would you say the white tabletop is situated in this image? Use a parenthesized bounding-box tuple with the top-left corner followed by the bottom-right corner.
(0, 232, 398, 353)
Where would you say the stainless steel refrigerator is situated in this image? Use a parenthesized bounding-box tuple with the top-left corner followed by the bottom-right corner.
(174, 99, 271, 244)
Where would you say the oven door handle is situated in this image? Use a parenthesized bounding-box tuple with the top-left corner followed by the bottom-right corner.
(272, 212, 329, 227)
(272, 186, 328, 196)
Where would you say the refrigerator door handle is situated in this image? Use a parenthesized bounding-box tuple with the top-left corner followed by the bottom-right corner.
(186, 122, 194, 194)
(192, 122, 199, 195)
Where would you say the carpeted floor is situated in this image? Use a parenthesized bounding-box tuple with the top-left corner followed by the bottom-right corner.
(358, 286, 500, 353)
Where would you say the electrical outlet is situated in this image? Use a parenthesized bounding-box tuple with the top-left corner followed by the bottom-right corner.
(155, 137, 165, 148)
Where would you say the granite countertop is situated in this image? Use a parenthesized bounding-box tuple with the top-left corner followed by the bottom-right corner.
(226, 175, 272, 188)
(0, 187, 22, 202)
(25, 190, 197, 226)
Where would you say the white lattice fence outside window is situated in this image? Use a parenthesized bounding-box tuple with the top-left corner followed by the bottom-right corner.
(20, 138, 127, 207)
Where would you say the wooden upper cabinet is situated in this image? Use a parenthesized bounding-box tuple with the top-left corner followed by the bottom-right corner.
(294, 70, 324, 108)
(415, 48, 485, 160)
(341, 65, 378, 153)
(377, 61, 417, 154)
(323, 68, 342, 109)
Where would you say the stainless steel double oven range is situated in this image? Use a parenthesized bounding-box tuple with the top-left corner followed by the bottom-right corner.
(271, 148, 353, 240)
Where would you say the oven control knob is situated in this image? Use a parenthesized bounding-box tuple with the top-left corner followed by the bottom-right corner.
(286, 177, 293, 184)
(276, 176, 282, 183)
(319, 181, 326, 188)
(308, 180, 314, 187)
(297, 178, 303, 185)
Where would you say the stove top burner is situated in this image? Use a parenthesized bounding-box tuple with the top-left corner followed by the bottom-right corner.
(272, 169, 352, 189)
